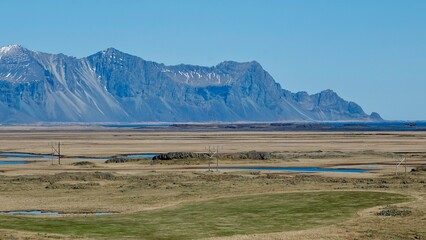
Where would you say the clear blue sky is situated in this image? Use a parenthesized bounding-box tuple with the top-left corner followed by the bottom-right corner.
(1, 0, 425, 120)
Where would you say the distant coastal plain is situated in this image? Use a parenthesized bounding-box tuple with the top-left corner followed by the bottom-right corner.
(0, 125, 425, 239)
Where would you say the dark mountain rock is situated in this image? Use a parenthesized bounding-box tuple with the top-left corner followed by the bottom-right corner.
(0, 45, 381, 123)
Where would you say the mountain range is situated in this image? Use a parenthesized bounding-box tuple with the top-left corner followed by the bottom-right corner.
(0, 44, 381, 123)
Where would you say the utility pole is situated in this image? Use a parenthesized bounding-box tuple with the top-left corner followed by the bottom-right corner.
(50, 142, 62, 165)
(58, 142, 61, 165)
(404, 157, 407, 178)
(216, 145, 219, 171)
(395, 157, 406, 177)
(208, 146, 211, 171)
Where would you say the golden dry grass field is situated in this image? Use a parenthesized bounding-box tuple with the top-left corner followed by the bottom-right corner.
(0, 126, 425, 239)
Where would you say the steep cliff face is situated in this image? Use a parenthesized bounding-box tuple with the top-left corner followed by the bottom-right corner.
(282, 89, 381, 121)
(0, 45, 381, 123)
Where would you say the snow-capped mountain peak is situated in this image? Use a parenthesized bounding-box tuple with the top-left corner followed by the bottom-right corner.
(0, 44, 25, 54)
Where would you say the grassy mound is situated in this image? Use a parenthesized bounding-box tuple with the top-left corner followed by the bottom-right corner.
(72, 161, 95, 167)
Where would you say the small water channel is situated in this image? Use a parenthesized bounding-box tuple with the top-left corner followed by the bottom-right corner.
(0, 151, 158, 164)
(0, 152, 372, 173)
(71, 154, 156, 161)
(0, 161, 28, 165)
(0, 152, 56, 165)
(122, 154, 157, 159)
(0, 210, 59, 215)
(0, 210, 112, 216)
(0, 152, 55, 159)
(211, 166, 371, 173)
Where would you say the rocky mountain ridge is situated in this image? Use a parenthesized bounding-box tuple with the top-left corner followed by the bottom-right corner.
(0, 45, 381, 123)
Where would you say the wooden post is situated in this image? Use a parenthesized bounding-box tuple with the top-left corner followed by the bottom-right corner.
(216, 145, 219, 171)
(395, 157, 406, 177)
(404, 157, 407, 178)
(395, 157, 398, 176)
(58, 142, 61, 165)
(208, 146, 211, 171)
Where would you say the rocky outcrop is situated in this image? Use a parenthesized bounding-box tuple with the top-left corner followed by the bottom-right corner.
(152, 151, 270, 160)
(217, 151, 271, 160)
(153, 152, 211, 160)
(376, 207, 412, 217)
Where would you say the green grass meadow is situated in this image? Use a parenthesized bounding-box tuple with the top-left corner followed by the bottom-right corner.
(0, 191, 409, 239)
